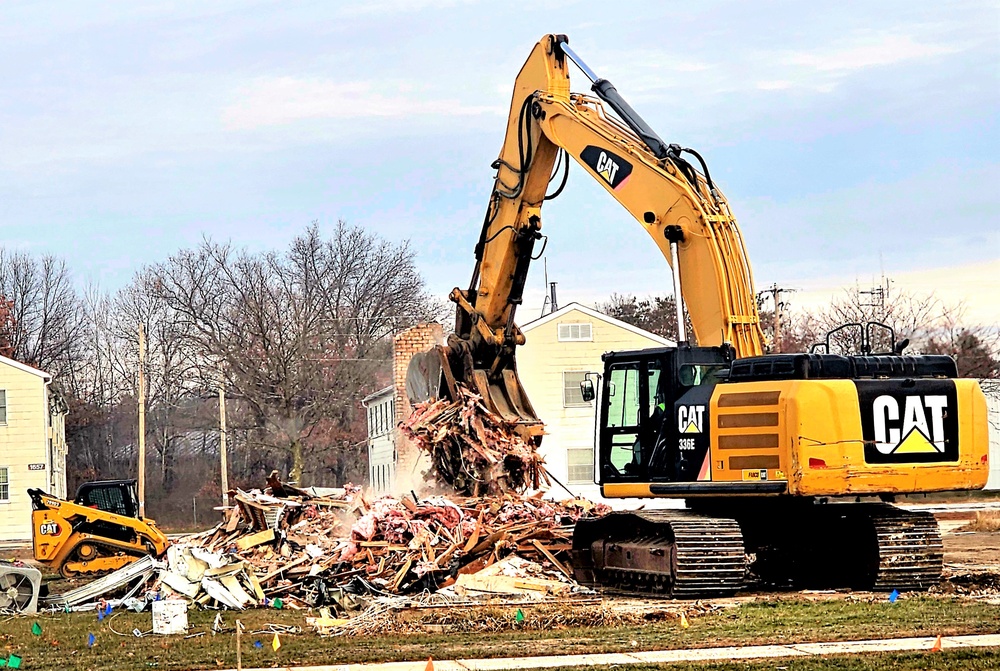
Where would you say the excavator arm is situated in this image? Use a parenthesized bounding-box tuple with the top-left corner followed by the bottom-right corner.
(413, 35, 764, 435)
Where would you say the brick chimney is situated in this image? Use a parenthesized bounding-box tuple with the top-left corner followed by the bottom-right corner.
(392, 323, 444, 478)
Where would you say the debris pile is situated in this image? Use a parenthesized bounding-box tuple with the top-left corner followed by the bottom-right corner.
(150, 473, 608, 611)
(401, 384, 549, 496)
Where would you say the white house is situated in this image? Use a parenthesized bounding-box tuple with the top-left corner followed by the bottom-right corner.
(516, 303, 675, 506)
(363, 386, 396, 494)
(984, 384, 999, 490)
(0, 355, 68, 542)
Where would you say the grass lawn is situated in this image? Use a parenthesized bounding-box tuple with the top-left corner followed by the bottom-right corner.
(3, 596, 998, 671)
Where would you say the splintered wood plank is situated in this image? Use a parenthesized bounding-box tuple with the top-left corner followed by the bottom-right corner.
(257, 554, 309, 584)
(235, 528, 275, 551)
(531, 539, 572, 579)
(225, 507, 242, 533)
(391, 558, 413, 592)
(463, 512, 483, 552)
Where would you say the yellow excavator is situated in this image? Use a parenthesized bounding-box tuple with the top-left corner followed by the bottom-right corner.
(409, 34, 990, 596)
(28, 480, 169, 579)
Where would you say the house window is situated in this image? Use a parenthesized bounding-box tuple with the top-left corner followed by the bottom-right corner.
(0, 467, 8, 502)
(558, 322, 592, 342)
(0, 389, 6, 424)
(563, 372, 591, 407)
(567, 448, 595, 484)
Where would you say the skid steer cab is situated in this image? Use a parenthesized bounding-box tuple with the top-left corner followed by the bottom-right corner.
(29, 480, 170, 578)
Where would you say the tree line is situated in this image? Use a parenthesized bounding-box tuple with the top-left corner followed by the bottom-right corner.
(0, 222, 439, 527)
(598, 283, 1000, 378)
(2, 221, 995, 528)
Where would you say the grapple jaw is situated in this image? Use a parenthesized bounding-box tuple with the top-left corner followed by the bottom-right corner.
(405, 342, 544, 443)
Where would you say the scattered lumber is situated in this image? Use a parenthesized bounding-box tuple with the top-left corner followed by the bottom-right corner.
(159, 472, 608, 612)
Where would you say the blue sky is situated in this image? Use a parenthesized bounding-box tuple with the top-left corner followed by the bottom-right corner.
(1, 1, 997, 322)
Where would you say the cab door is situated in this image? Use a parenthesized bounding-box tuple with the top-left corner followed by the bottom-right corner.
(598, 357, 662, 482)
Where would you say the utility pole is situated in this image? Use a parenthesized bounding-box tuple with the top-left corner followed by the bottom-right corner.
(760, 284, 794, 353)
(219, 379, 228, 510)
(137, 322, 146, 519)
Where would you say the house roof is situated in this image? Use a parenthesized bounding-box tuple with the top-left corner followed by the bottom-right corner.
(0, 354, 51, 381)
(361, 386, 394, 405)
(520, 302, 676, 346)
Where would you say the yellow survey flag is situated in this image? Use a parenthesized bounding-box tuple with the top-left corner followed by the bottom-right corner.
(272, 633, 281, 651)
(680, 612, 689, 629)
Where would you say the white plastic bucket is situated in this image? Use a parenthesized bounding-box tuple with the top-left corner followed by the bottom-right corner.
(152, 599, 189, 635)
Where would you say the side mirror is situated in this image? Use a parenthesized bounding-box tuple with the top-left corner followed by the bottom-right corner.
(580, 379, 595, 403)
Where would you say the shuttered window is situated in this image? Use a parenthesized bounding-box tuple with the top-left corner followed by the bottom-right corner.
(0, 467, 8, 502)
(557, 322, 592, 342)
(0, 389, 6, 424)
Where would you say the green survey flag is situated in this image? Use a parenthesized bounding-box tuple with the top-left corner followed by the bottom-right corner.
(31, 622, 42, 636)
(515, 609, 524, 623)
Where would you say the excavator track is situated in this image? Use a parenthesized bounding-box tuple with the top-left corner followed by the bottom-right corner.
(868, 505, 943, 591)
(573, 510, 745, 598)
(732, 501, 944, 593)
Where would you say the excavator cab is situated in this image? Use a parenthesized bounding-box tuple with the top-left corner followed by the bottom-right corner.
(592, 346, 733, 485)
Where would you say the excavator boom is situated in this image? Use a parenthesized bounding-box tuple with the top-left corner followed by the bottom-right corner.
(410, 35, 764, 431)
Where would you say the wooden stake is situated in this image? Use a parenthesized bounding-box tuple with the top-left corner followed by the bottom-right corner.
(137, 321, 146, 519)
(235, 619, 242, 671)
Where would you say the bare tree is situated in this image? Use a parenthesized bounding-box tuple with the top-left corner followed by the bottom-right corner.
(151, 221, 436, 485)
(922, 303, 1000, 378)
(0, 249, 83, 374)
(107, 270, 204, 492)
(813, 279, 941, 354)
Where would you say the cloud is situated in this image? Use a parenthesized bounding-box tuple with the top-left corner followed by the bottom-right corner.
(221, 77, 504, 130)
(782, 33, 963, 72)
(605, 27, 972, 105)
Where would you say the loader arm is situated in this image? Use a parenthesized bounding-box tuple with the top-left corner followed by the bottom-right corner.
(421, 34, 764, 435)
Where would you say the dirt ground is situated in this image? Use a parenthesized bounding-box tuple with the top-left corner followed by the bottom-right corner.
(945, 530, 1000, 568)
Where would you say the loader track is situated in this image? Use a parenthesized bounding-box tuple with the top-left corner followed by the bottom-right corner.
(574, 510, 746, 598)
(60, 538, 152, 579)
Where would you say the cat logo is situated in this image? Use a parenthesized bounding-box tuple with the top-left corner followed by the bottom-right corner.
(39, 521, 59, 536)
(678, 405, 705, 434)
(856, 380, 959, 464)
(595, 151, 620, 184)
(580, 145, 633, 189)
(873, 395, 946, 455)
